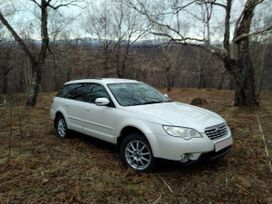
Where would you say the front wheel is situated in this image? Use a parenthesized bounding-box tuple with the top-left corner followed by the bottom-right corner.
(120, 133, 155, 172)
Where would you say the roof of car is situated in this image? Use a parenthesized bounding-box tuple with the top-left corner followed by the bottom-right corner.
(65, 78, 140, 85)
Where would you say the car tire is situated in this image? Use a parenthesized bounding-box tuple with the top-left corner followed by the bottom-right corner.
(55, 115, 69, 138)
(120, 133, 155, 172)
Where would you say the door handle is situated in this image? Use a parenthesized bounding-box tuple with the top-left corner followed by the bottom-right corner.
(84, 108, 90, 111)
(65, 104, 69, 107)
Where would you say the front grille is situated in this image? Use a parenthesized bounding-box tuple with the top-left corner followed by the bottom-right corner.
(205, 123, 228, 140)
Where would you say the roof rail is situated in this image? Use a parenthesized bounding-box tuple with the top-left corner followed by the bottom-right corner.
(79, 77, 103, 80)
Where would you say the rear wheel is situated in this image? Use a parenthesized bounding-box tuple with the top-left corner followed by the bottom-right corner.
(55, 115, 68, 138)
(120, 133, 155, 172)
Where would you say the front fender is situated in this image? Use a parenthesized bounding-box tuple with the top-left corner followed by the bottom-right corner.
(117, 119, 160, 157)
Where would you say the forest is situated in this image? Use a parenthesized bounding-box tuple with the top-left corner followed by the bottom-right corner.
(0, 0, 271, 106)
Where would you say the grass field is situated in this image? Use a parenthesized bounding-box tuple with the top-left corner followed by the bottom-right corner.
(0, 88, 271, 203)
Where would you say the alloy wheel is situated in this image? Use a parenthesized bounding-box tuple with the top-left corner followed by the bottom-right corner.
(125, 140, 152, 171)
(57, 118, 67, 138)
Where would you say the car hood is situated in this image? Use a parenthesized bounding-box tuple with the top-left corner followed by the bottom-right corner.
(126, 102, 225, 132)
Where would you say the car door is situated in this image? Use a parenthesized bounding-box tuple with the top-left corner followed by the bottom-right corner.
(82, 83, 116, 143)
(61, 83, 90, 133)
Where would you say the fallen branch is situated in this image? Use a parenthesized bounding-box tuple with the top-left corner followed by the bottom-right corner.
(153, 191, 162, 204)
(256, 115, 272, 173)
(235, 183, 257, 202)
(159, 176, 173, 193)
(112, 161, 119, 175)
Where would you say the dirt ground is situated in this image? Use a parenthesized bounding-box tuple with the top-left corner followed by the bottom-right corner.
(0, 88, 271, 204)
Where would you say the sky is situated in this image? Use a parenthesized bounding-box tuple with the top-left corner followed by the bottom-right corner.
(0, 0, 271, 42)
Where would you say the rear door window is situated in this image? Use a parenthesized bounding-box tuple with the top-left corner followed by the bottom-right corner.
(57, 84, 82, 98)
(64, 84, 90, 101)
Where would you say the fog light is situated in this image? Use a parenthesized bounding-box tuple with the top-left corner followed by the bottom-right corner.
(179, 154, 189, 163)
(188, 153, 201, 160)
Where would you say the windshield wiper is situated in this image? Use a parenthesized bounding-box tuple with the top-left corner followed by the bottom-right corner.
(128, 100, 171, 106)
(142, 101, 164, 105)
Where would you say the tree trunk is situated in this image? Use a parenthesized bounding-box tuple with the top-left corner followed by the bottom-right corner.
(26, 64, 41, 106)
(166, 66, 172, 91)
(232, 39, 259, 106)
(103, 46, 110, 77)
(226, 0, 259, 106)
(120, 40, 131, 78)
(115, 44, 123, 78)
(51, 51, 58, 91)
(217, 73, 225, 90)
(0, 72, 7, 94)
(225, 44, 258, 106)
(25, 0, 49, 106)
(233, 73, 257, 106)
(2, 73, 7, 94)
(0, 66, 13, 94)
(198, 69, 204, 89)
(233, 60, 258, 106)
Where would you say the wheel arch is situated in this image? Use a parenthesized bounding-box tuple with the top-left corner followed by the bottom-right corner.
(54, 111, 63, 128)
(53, 109, 70, 129)
(118, 126, 144, 146)
(117, 123, 157, 156)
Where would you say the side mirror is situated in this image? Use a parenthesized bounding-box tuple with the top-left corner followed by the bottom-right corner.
(164, 93, 172, 101)
(164, 93, 169, 98)
(95, 98, 110, 106)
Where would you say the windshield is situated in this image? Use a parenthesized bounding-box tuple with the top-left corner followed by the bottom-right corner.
(107, 83, 171, 106)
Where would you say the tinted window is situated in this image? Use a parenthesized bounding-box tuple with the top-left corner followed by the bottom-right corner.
(86, 84, 110, 103)
(65, 84, 90, 101)
(58, 83, 111, 104)
(57, 83, 82, 98)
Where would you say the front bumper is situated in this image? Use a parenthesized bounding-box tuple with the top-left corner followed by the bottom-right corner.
(147, 129, 232, 162)
(198, 146, 231, 161)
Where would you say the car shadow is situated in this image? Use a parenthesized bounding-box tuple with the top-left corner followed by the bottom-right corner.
(65, 130, 230, 173)
(67, 130, 118, 153)
(154, 158, 228, 174)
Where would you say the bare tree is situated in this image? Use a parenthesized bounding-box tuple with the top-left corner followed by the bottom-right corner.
(127, 0, 272, 106)
(195, 46, 207, 89)
(0, 0, 81, 106)
(159, 43, 185, 91)
(0, 11, 13, 94)
(16, 20, 35, 93)
(111, 0, 150, 78)
(0, 45, 13, 94)
(85, 2, 116, 76)
(47, 12, 77, 90)
(85, 0, 150, 78)
(198, 0, 213, 45)
(250, 4, 272, 94)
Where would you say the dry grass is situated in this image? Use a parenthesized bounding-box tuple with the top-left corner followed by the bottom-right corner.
(0, 88, 271, 203)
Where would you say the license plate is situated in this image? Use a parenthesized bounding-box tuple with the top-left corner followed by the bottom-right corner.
(215, 137, 232, 152)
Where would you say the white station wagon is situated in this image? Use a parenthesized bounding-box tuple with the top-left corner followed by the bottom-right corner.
(50, 78, 232, 172)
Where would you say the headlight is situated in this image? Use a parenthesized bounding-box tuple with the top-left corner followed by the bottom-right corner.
(162, 125, 202, 140)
